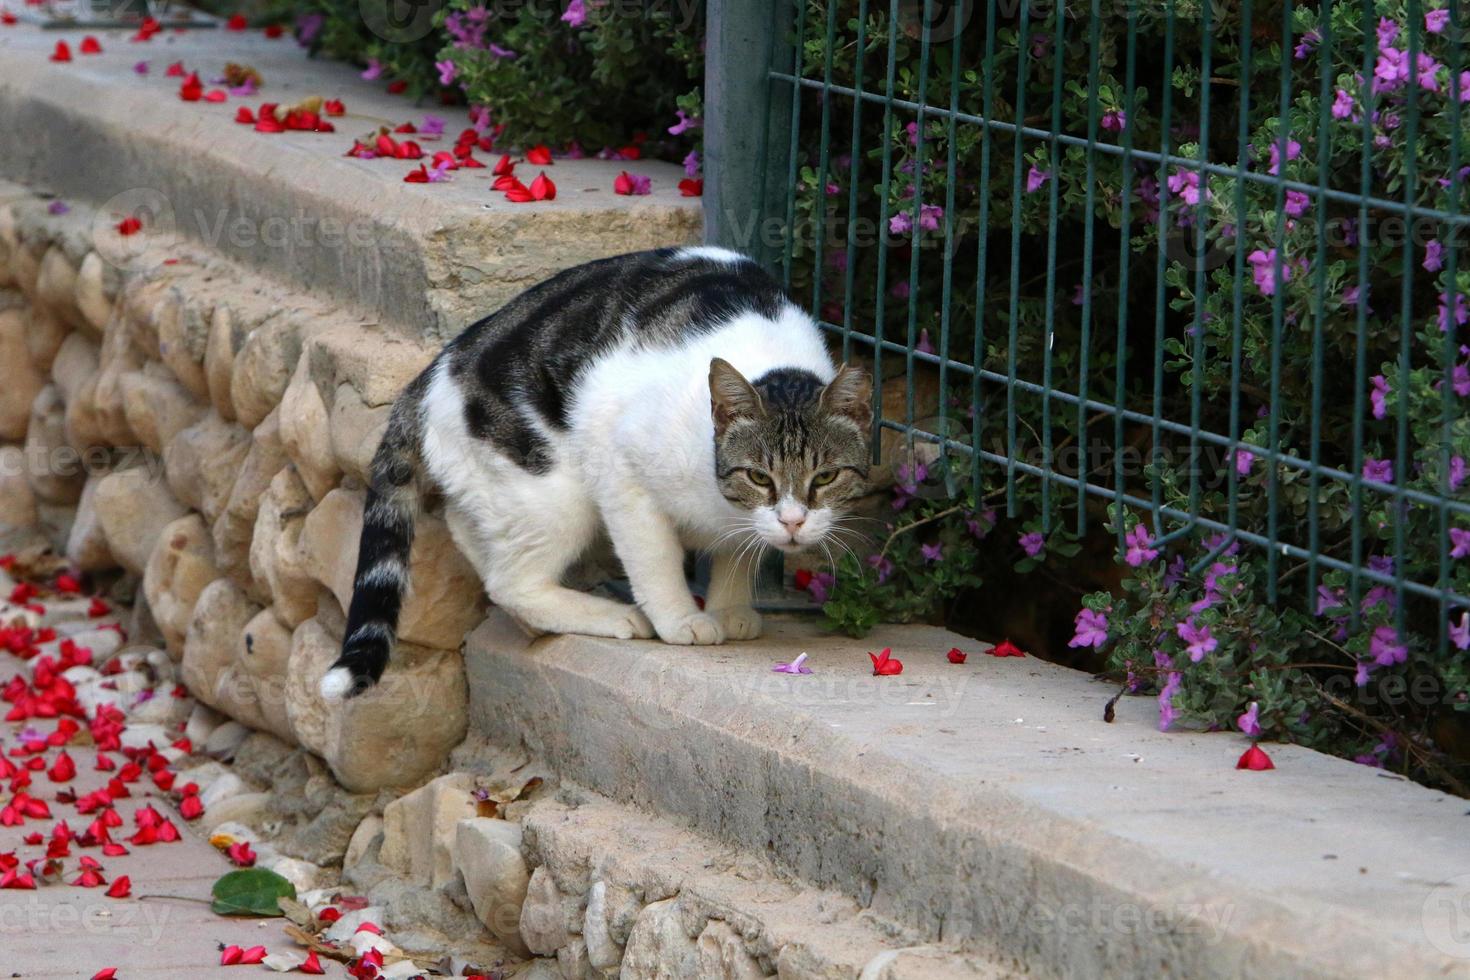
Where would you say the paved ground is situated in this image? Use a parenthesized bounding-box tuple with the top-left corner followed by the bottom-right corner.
(0, 576, 349, 978)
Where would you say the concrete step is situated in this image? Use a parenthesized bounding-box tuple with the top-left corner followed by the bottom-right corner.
(0, 22, 700, 342)
(465, 611, 1470, 979)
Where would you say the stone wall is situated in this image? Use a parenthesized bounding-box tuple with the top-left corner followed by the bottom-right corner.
(0, 183, 692, 794)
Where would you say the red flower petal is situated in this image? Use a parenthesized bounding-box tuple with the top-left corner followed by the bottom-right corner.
(946, 647, 967, 664)
(91, 970, 117, 980)
(101, 842, 128, 857)
(868, 648, 903, 676)
(317, 907, 341, 923)
(226, 13, 247, 30)
(115, 217, 142, 237)
(300, 950, 325, 974)
(226, 841, 256, 867)
(613, 171, 635, 196)
(79, 36, 102, 54)
(386, 80, 407, 94)
(178, 795, 204, 821)
(492, 153, 515, 176)
(179, 73, 203, 102)
(105, 875, 131, 898)
(234, 107, 255, 124)
(403, 165, 430, 184)
(220, 945, 243, 966)
(240, 946, 268, 964)
(678, 178, 704, 197)
(525, 144, 553, 165)
(529, 172, 556, 201)
(264, 24, 284, 39)
(203, 89, 228, 103)
(793, 569, 813, 590)
(324, 99, 345, 116)
(164, 60, 185, 77)
(87, 597, 110, 618)
(990, 639, 1026, 658)
(49, 41, 71, 62)
(47, 751, 75, 783)
(1236, 744, 1276, 771)
(1, 12, 17, 25)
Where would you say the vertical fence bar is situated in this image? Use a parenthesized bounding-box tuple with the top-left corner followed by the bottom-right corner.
(703, 0, 791, 263)
(1004, 0, 1033, 515)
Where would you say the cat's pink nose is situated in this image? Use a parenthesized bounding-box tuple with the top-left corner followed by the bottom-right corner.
(778, 508, 807, 537)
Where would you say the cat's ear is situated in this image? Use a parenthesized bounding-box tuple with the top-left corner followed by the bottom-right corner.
(709, 358, 766, 437)
(820, 363, 873, 430)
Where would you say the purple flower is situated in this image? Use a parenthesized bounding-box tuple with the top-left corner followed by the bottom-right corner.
(1316, 585, 1344, 616)
(1331, 88, 1356, 120)
(888, 211, 913, 235)
(623, 172, 652, 195)
(468, 105, 492, 133)
(1157, 665, 1183, 731)
(435, 59, 457, 86)
(806, 571, 836, 604)
(1427, 9, 1450, 34)
(915, 329, 936, 355)
(1378, 17, 1401, 48)
(1370, 375, 1389, 420)
(683, 150, 701, 178)
(296, 12, 324, 46)
(1167, 169, 1205, 205)
(1235, 448, 1255, 475)
(426, 162, 453, 183)
(1069, 608, 1109, 649)
(867, 554, 895, 584)
(1284, 190, 1310, 217)
(1237, 702, 1262, 736)
(47, 200, 69, 216)
(561, 0, 587, 27)
(1101, 109, 1127, 133)
(1375, 47, 1410, 93)
(360, 59, 384, 81)
(133, 60, 149, 75)
(489, 43, 517, 60)
(1425, 239, 1445, 272)
(1451, 612, 1470, 651)
(1369, 625, 1407, 667)
(1030, 33, 1052, 59)
(1440, 291, 1469, 331)
(1267, 139, 1301, 176)
(1123, 524, 1159, 567)
(918, 203, 943, 232)
(771, 652, 812, 675)
(1452, 527, 1470, 558)
(1452, 455, 1467, 491)
(1248, 249, 1290, 296)
(1026, 165, 1050, 193)
(668, 109, 700, 136)
(420, 115, 446, 137)
(1019, 531, 1045, 557)
(1362, 457, 1393, 483)
(921, 542, 944, 562)
(1354, 660, 1373, 688)
(889, 280, 911, 300)
(1177, 618, 1218, 662)
(1294, 29, 1320, 60)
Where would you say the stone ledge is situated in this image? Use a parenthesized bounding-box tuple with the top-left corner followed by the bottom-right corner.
(465, 611, 1469, 978)
(0, 22, 701, 341)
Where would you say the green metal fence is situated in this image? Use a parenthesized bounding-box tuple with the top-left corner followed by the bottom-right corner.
(706, 0, 1470, 649)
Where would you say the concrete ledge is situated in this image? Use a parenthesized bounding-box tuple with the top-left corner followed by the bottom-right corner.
(466, 611, 1469, 978)
(0, 23, 700, 340)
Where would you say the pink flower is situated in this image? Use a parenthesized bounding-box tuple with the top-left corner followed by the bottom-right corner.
(1235, 448, 1255, 475)
(561, 0, 586, 27)
(1284, 190, 1310, 217)
(1167, 169, 1205, 205)
(360, 59, 383, 81)
(1237, 702, 1262, 737)
(1157, 661, 1182, 731)
(1123, 524, 1159, 567)
(1451, 612, 1470, 651)
(1069, 608, 1109, 648)
(1267, 138, 1300, 176)
(667, 109, 700, 136)
(1362, 457, 1393, 483)
(1248, 249, 1290, 296)
(435, 60, 457, 86)
(1025, 165, 1050, 193)
(1370, 375, 1389, 419)
(1177, 618, 1217, 662)
(1439, 291, 1469, 331)
(1101, 109, 1127, 132)
(1451, 527, 1470, 558)
(1369, 625, 1407, 667)
(1331, 88, 1355, 120)
(1427, 9, 1450, 34)
(921, 542, 944, 562)
(682, 150, 701, 178)
(1452, 455, 1467, 491)
(1019, 531, 1045, 557)
(889, 211, 912, 235)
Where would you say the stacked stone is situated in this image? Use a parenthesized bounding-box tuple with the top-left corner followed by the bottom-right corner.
(0, 190, 482, 793)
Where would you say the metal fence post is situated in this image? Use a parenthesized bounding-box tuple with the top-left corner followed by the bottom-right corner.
(704, 0, 794, 265)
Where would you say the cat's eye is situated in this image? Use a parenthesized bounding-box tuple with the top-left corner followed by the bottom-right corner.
(811, 470, 839, 487)
(747, 470, 773, 487)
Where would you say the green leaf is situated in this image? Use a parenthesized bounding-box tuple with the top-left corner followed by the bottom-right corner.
(211, 868, 296, 917)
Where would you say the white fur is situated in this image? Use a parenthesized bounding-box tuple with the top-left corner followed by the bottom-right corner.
(319, 666, 354, 701)
(420, 303, 836, 646)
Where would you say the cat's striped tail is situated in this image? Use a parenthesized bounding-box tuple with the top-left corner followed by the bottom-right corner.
(318, 397, 424, 700)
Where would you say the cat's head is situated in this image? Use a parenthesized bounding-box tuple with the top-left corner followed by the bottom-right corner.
(709, 357, 872, 552)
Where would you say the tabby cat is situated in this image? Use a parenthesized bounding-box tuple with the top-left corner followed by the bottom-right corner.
(320, 247, 872, 699)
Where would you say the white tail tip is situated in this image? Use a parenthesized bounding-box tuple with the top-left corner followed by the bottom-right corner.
(319, 667, 355, 701)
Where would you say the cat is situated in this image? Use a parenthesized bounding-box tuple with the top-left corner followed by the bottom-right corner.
(319, 246, 874, 699)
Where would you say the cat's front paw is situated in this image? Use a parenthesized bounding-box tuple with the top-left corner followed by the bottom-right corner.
(713, 606, 762, 640)
(654, 611, 726, 645)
